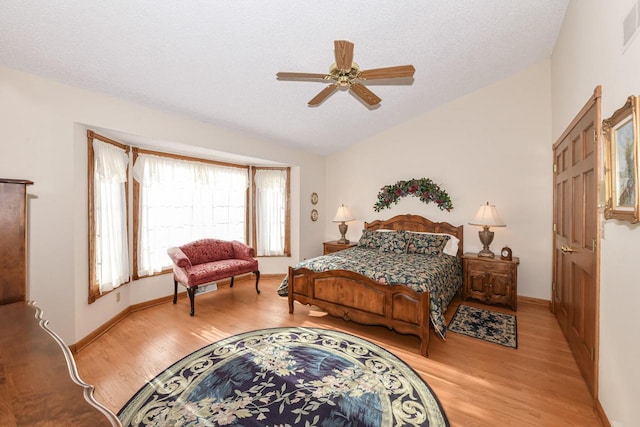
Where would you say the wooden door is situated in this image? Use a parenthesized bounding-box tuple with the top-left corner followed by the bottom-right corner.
(0, 179, 33, 305)
(552, 87, 600, 398)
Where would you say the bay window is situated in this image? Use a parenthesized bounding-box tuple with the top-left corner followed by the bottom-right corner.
(88, 131, 291, 302)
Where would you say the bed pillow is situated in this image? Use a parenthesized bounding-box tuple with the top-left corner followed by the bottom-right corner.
(358, 229, 398, 249)
(378, 230, 408, 254)
(441, 235, 460, 256)
(406, 233, 450, 255)
(406, 231, 460, 257)
(358, 229, 380, 249)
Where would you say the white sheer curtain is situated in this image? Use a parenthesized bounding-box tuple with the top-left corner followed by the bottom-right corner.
(133, 154, 248, 276)
(254, 169, 287, 256)
(93, 139, 130, 293)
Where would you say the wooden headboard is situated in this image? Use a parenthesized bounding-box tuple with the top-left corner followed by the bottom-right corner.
(364, 214, 464, 257)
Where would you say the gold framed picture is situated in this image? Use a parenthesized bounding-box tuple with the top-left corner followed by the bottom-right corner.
(603, 95, 640, 223)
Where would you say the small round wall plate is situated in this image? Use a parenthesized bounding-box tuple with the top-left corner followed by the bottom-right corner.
(311, 192, 318, 205)
(311, 209, 318, 221)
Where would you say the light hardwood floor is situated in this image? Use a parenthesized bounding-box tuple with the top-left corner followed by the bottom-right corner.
(74, 276, 602, 426)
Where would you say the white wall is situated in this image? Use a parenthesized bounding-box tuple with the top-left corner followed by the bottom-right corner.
(326, 60, 553, 300)
(551, 1, 640, 425)
(0, 65, 325, 344)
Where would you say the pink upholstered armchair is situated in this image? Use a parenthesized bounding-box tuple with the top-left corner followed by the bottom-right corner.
(167, 239, 260, 315)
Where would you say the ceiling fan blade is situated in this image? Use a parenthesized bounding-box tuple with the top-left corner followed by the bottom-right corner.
(350, 83, 381, 106)
(359, 65, 416, 80)
(334, 40, 354, 70)
(277, 72, 328, 80)
(308, 85, 338, 106)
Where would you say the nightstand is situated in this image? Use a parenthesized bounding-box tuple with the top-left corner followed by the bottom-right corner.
(323, 240, 357, 255)
(462, 253, 519, 310)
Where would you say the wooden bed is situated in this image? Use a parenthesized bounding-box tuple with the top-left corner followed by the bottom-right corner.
(287, 214, 463, 357)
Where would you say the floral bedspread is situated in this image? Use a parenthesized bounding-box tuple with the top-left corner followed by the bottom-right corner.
(278, 247, 462, 338)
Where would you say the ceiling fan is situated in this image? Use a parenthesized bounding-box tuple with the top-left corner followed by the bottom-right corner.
(276, 40, 415, 107)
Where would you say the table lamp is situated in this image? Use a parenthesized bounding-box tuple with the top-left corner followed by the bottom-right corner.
(333, 204, 354, 244)
(469, 202, 505, 258)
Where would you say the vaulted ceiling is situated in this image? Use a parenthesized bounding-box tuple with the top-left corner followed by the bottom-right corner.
(0, 1, 569, 155)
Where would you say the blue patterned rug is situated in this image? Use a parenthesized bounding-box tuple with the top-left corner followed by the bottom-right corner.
(118, 327, 449, 426)
(447, 304, 517, 348)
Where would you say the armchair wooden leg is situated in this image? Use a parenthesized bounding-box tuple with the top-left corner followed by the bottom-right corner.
(187, 287, 196, 316)
(173, 279, 178, 304)
(229, 276, 235, 288)
(254, 270, 261, 294)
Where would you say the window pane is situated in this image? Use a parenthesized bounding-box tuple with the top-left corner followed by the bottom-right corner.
(133, 154, 248, 276)
(254, 168, 288, 256)
(92, 139, 130, 293)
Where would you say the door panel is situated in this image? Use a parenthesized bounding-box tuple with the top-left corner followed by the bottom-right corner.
(585, 168, 597, 249)
(489, 273, 511, 306)
(469, 273, 486, 295)
(572, 173, 583, 246)
(552, 88, 600, 398)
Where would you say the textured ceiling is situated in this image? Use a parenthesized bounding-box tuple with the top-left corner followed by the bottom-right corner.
(0, 1, 569, 155)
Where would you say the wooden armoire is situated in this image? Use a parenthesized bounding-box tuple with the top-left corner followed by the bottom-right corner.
(0, 178, 33, 305)
(0, 179, 122, 425)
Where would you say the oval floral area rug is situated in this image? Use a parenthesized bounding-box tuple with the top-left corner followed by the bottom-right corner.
(118, 327, 449, 426)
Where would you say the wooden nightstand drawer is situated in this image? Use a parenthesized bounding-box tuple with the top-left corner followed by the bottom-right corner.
(465, 258, 512, 275)
(323, 241, 357, 254)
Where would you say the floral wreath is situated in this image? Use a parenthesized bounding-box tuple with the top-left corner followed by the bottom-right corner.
(373, 178, 453, 212)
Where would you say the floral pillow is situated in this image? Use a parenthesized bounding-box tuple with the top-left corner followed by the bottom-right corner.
(406, 233, 450, 255)
(358, 229, 380, 249)
(378, 230, 408, 254)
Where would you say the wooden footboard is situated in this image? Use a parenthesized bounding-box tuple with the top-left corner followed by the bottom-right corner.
(288, 266, 431, 356)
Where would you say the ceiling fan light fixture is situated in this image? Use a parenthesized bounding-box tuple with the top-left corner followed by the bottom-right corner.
(277, 40, 415, 107)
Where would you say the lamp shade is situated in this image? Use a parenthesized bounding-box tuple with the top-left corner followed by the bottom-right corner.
(333, 204, 354, 223)
(469, 202, 505, 227)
